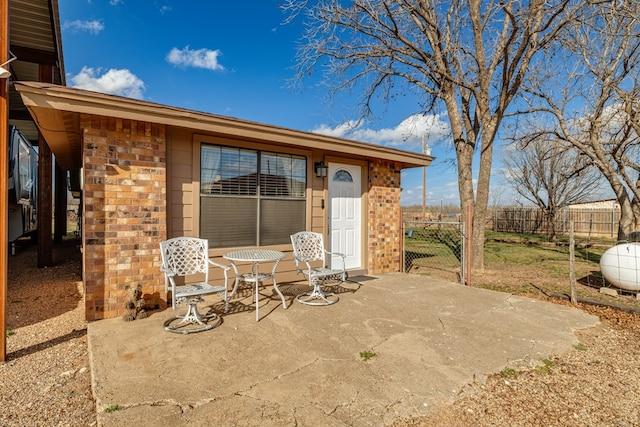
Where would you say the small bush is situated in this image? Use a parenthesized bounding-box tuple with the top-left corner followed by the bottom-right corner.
(535, 359, 555, 375)
(500, 367, 518, 378)
(104, 404, 123, 413)
(359, 350, 376, 361)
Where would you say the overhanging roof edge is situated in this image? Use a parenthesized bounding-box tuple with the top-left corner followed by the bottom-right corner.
(15, 81, 432, 168)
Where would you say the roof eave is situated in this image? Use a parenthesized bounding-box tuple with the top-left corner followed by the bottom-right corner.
(15, 81, 433, 169)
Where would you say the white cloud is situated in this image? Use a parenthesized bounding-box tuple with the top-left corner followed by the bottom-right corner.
(166, 46, 225, 71)
(110, 0, 123, 5)
(63, 20, 105, 35)
(159, 5, 172, 14)
(311, 120, 360, 137)
(312, 113, 450, 149)
(69, 67, 145, 99)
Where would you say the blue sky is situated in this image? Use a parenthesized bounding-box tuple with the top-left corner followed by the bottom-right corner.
(58, 1, 507, 208)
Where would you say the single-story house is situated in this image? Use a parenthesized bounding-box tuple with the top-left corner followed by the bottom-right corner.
(567, 199, 619, 210)
(15, 81, 432, 321)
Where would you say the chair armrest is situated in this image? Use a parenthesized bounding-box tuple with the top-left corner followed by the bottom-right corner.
(291, 255, 313, 273)
(324, 249, 346, 259)
(208, 259, 231, 271)
(160, 264, 171, 293)
(160, 264, 176, 277)
(207, 259, 230, 289)
(323, 250, 346, 272)
(292, 255, 313, 266)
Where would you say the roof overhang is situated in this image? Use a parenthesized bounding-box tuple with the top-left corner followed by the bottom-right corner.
(9, 0, 65, 143)
(15, 81, 433, 172)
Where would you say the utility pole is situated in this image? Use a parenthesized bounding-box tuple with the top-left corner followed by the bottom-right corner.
(422, 135, 431, 221)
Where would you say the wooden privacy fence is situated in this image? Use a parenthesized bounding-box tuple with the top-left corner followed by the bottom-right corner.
(492, 206, 620, 238)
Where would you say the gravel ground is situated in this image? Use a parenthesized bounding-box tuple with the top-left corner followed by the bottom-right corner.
(1, 240, 96, 426)
(2, 240, 640, 426)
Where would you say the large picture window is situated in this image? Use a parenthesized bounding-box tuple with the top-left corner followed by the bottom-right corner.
(200, 144, 306, 248)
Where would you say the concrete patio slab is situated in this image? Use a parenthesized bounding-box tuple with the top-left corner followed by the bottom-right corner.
(87, 273, 598, 426)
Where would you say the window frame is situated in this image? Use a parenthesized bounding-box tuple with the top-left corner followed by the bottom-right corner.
(193, 135, 313, 252)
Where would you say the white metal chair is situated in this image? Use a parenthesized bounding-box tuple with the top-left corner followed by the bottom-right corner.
(159, 237, 230, 334)
(290, 231, 347, 305)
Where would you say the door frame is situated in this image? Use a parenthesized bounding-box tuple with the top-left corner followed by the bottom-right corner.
(324, 156, 368, 271)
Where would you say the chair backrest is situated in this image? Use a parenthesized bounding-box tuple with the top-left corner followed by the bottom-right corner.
(160, 237, 210, 280)
(290, 231, 326, 264)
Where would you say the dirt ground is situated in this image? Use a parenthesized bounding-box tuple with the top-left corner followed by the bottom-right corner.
(1, 239, 96, 426)
(2, 240, 640, 426)
(395, 263, 640, 426)
(395, 296, 640, 426)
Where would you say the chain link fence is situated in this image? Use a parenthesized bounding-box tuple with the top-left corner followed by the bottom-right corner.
(403, 221, 466, 284)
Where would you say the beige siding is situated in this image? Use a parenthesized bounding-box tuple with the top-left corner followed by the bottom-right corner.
(165, 131, 319, 283)
(80, 119, 405, 319)
(169, 127, 194, 237)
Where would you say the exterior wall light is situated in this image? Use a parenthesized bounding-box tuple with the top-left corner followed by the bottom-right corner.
(0, 52, 17, 79)
(314, 160, 328, 178)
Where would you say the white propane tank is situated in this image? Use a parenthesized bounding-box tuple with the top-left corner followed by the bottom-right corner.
(599, 242, 640, 291)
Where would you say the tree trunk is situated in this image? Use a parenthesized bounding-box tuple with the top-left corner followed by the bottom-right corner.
(471, 128, 496, 271)
(547, 210, 557, 242)
(631, 178, 640, 231)
(618, 197, 635, 241)
(443, 89, 484, 271)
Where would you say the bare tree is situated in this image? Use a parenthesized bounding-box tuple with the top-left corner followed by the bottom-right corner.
(523, 0, 640, 239)
(284, 0, 587, 271)
(502, 134, 603, 240)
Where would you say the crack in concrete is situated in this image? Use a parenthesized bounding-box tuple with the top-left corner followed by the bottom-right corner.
(230, 356, 322, 399)
(505, 294, 518, 309)
(101, 396, 218, 415)
(229, 360, 374, 424)
(502, 340, 540, 369)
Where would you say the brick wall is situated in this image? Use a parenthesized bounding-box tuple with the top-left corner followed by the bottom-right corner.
(367, 159, 402, 273)
(82, 115, 167, 320)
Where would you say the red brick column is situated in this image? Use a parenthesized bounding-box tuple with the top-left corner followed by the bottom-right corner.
(82, 115, 167, 320)
(368, 159, 402, 273)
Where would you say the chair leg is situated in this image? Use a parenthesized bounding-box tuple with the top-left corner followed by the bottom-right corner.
(223, 292, 230, 314)
(296, 279, 339, 306)
(164, 296, 221, 334)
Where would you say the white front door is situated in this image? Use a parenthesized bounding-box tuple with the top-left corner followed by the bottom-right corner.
(328, 163, 361, 270)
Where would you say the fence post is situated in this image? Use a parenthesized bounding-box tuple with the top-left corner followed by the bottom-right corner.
(611, 202, 616, 238)
(402, 222, 406, 273)
(569, 221, 577, 304)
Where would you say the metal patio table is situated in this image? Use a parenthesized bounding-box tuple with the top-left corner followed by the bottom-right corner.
(223, 249, 287, 321)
